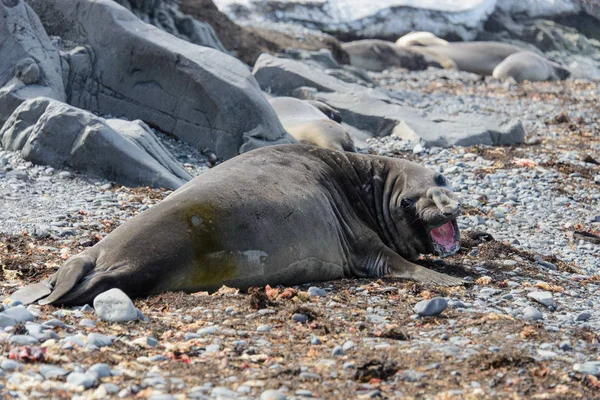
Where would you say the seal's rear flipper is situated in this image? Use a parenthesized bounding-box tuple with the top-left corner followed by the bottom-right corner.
(9, 281, 53, 305)
(38, 256, 96, 305)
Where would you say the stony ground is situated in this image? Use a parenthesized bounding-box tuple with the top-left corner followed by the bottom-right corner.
(1, 73, 600, 399)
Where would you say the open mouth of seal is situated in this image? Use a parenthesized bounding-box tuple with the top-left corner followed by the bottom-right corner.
(429, 219, 461, 257)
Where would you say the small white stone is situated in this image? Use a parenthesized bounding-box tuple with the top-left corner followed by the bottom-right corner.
(93, 289, 138, 323)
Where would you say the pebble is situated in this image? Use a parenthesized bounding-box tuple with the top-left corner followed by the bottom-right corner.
(2, 306, 35, 323)
(527, 291, 555, 308)
(67, 372, 97, 389)
(87, 333, 113, 347)
(576, 311, 591, 322)
(211, 387, 239, 398)
(574, 363, 600, 376)
(292, 313, 309, 323)
(197, 326, 219, 335)
(9, 335, 39, 345)
(332, 345, 344, 356)
(523, 306, 544, 320)
(88, 363, 112, 378)
(257, 325, 272, 332)
(260, 389, 287, 400)
(1, 360, 19, 371)
(93, 289, 138, 322)
(0, 314, 17, 328)
(414, 297, 448, 316)
(39, 365, 68, 379)
(307, 287, 327, 297)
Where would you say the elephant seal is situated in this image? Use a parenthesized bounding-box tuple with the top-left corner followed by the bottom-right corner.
(11, 145, 464, 306)
(425, 42, 523, 75)
(492, 51, 570, 82)
(305, 100, 342, 123)
(269, 97, 355, 152)
(407, 46, 457, 70)
(396, 31, 449, 47)
(342, 40, 441, 72)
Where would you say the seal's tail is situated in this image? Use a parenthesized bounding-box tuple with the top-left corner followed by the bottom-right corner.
(9, 255, 95, 305)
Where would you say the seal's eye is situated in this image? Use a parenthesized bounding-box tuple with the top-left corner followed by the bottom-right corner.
(401, 198, 416, 210)
(435, 175, 447, 186)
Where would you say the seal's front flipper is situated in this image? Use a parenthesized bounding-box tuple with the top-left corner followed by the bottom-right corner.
(9, 281, 53, 305)
(382, 247, 465, 287)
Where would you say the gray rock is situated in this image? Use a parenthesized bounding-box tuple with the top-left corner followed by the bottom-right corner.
(307, 287, 327, 297)
(211, 387, 239, 398)
(1, 97, 192, 189)
(576, 311, 591, 322)
(522, 306, 543, 320)
(257, 324, 272, 332)
(2, 306, 35, 323)
(93, 288, 138, 322)
(0, 0, 65, 126)
(6, 169, 28, 181)
(141, 375, 167, 388)
(97, 383, 120, 395)
(9, 334, 39, 345)
(197, 326, 219, 336)
(574, 363, 600, 376)
(253, 54, 524, 148)
(527, 291, 555, 308)
(87, 333, 113, 347)
(39, 365, 68, 379)
(115, 0, 229, 54)
(14, 58, 40, 85)
(414, 297, 448, 316)
(0, 313, 17, 328)
(260, 389, 287, 400)
(292, 313, 309, 323)
(66, 372, 97, 389)
(332, 345, 345, 356)
(222, 1, 495, 41)
(28, 0, 294, 160)
(0, 360, 19, 371)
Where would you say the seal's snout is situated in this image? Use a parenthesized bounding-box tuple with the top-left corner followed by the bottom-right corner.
(427, 187, 460, 217)
(424, 187, 461, 258)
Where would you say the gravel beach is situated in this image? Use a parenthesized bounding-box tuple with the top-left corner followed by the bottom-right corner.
(1, 72, 599, 398)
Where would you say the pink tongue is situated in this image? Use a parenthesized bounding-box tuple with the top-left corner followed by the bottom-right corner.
(430, 221, 455, 251)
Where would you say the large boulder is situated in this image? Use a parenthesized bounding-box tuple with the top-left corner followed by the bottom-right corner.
(26, 0, 294, 159)
(0, 0, 65, 126)
(113, 0, 229, 53)
(0, 97, 192, 189)
(253, 54, 525, 147)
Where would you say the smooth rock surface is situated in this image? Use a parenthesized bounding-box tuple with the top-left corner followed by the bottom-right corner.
(27, 0, 295, 159)
(0, 97, 192, 189)
(93, 289, 139, 323)
(415, 298, 448, 316)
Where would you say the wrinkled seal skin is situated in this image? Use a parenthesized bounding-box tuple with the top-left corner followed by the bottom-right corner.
(492, 51, 570, 82)
(11, 145, 464, 306)
(425, 42, 523, 75)
(270, 97, 356, 152)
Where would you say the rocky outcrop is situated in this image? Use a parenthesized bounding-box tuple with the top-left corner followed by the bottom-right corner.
(215, 0, 600, 43)
(216, 0, 499, 41)
(0, 97, 192, 189)
(253, 54, 525, 147)
(0, 0, 65, 126)
(113, 0, 228, 53)
(180, 0, 349, 65)
(26, 0, 295, 160)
